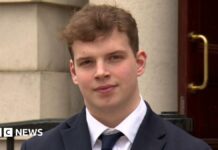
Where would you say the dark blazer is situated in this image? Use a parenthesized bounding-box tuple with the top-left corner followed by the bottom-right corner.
(21, 102, 211, 150)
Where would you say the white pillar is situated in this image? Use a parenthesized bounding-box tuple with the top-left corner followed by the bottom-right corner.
(0, 1, 87, 122)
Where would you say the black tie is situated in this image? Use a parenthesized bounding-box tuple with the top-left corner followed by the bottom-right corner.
(99, 132, 123, 150)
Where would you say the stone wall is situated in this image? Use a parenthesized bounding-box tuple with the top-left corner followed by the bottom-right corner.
(0, 1, 87, 149)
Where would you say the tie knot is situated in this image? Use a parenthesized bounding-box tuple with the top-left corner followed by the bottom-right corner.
(99, 132, 123, 150)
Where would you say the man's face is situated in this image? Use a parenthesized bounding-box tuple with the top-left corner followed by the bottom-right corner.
(70, 29, 146, 116)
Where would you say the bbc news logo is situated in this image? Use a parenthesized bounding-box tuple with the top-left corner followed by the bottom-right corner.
(0, 128, 43, 137)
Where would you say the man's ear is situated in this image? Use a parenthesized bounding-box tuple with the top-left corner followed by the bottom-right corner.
(70, 59, 78, 84)
(136, 50, 147, 76)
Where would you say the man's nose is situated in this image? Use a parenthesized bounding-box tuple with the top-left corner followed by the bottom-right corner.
(94, 61, 110, 80)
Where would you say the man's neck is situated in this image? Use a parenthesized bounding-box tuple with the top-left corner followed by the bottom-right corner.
(88, 95, 141, 128)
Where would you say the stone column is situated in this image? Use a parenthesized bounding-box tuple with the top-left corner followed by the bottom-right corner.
(89, 0, 179, 113)
(0, 0, 87, 122)
(0, 1, 87, 149)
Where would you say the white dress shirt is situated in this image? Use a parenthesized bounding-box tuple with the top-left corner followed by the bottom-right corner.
(86, 98, 147, 150)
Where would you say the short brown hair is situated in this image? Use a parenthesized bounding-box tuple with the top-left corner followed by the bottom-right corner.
(62, 4, 139, 58)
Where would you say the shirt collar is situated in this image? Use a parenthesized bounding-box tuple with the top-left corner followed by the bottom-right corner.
(86, 97, 147, 146)
(116, 98, 147, 142)
(86, 108, 108, 146)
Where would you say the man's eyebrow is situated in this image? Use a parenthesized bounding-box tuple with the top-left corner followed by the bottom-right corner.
(75, 50, 127, 62)
(107, 50, 127, 55)
(75, 56, 93, 62)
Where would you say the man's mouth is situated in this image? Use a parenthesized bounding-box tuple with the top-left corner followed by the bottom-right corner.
(94, 85, 117, 94)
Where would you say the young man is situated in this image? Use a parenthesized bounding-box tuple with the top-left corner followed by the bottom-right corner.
(21, 4, 211, 150)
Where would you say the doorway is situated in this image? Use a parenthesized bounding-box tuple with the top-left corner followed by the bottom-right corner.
(179, 0, 218, 149)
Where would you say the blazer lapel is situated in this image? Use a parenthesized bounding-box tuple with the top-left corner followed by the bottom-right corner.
(131, 102, 167, 150)
(59, 102, 166, 150)
(60, 108, 92, 150)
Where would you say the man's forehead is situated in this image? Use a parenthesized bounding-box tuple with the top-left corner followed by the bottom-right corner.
(72, 28, 127, 45)
(71, 29, 131, 58)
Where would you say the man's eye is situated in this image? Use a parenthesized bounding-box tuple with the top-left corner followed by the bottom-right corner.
(109, 55, 124, 61)
(79, 60, 93, 66)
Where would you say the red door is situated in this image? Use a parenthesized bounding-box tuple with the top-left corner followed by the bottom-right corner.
(179, 0, 218, 149)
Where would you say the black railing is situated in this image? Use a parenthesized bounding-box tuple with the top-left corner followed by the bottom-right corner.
(160, 112, 193, 133)
(0, 113, 192, 150)
(0, 119, 64, 150)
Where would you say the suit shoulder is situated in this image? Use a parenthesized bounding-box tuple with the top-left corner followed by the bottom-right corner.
(21, 114, 80, 150)
(160, 116, 211, 150)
